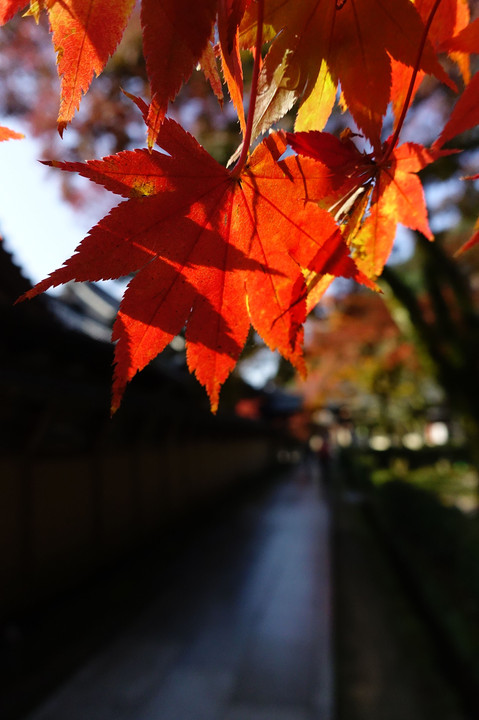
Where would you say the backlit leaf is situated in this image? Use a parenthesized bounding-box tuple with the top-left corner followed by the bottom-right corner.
(22, 120, 365, 411)
(142, 0, 217, 146)
(240, 0, 451, 149)
(288, 130, 439, 280)
(50, 0, 136, 135)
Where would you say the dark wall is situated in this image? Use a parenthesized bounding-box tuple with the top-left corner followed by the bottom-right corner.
(0, 247, 284, 619)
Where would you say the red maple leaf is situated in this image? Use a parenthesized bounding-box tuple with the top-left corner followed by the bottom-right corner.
(445, 13, 479, 56)
(142, 0, 218, 146)
(433, 63, 479, 256)
(287, 130, 443, 279)
(455, 215, 479, 257)
(390, 0, 469, 128)
(0, 0, 24, 25)
(434, 71, 479, 150)
(21, 117, 367, 412)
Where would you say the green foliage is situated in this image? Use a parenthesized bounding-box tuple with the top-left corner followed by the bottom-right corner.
(376, 479, 479, 682)
(372, 459, 478, 510)
(340, 446, 479, 695)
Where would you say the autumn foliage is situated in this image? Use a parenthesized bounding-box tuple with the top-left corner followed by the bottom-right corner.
(1, 0, 479, 412)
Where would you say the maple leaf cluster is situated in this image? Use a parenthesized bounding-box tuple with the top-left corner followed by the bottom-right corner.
(0, 0, 478, 412)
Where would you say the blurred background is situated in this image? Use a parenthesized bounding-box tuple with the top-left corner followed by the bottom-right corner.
(0, 5, 479, 720)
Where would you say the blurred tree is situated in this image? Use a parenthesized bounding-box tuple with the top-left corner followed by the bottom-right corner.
(297, 288, 434, 433)
(381, 231, 479, 458)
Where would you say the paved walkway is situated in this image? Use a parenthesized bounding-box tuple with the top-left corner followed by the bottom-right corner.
(25, 461, 332, 720)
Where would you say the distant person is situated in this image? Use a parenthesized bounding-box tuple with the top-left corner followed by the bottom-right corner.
(317, 433, 332, 499)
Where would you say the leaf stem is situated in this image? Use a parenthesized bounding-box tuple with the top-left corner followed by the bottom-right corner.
(381, 0, 443, 164)
(231, 0, 264, 177)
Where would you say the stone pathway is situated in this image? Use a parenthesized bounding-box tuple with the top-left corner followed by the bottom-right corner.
(25, 461, 333, 720)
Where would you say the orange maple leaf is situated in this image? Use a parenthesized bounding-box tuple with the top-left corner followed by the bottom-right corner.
(198, 37, 224, 105)
(21, 118, 366, 412)
(1, 0, 218, 142)
(350, 143, 437, 279)
(0, 0, 136, 134)
(52, 0, 136, 135)
(0, 124, 23, 141)
(217, 0, 251, 136)
(287, 131, 443, 280)
(240, 0, 451, 149)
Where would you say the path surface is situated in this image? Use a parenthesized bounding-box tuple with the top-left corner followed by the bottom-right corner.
(25, 461, 333, 720)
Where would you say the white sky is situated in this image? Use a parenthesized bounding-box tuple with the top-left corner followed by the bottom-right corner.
(0, 126, 112, 290)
